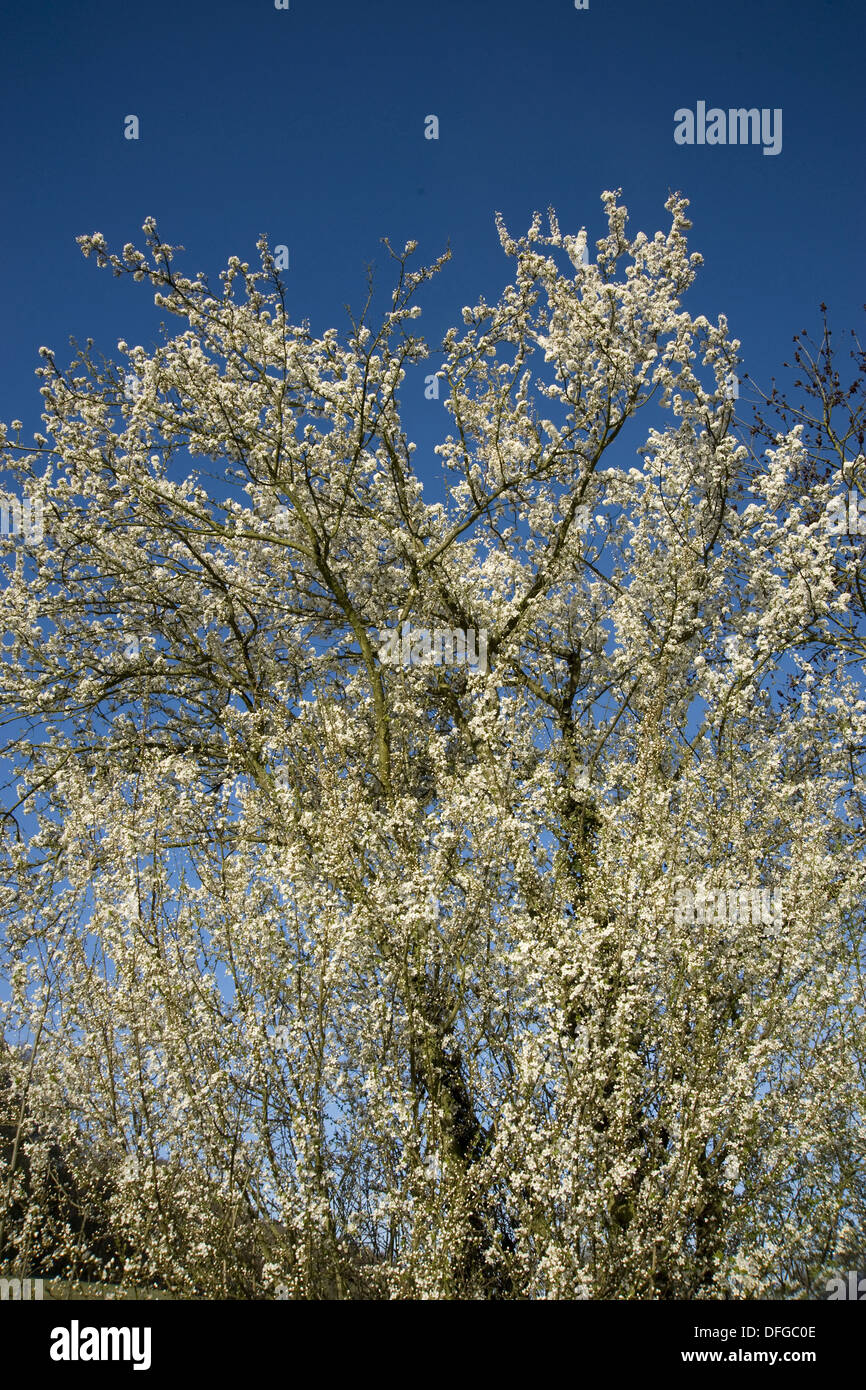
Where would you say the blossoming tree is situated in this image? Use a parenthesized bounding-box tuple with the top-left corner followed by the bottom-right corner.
(1, 193, 863, 1298)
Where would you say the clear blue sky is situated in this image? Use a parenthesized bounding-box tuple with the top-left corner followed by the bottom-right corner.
(0, 0, 863, 460)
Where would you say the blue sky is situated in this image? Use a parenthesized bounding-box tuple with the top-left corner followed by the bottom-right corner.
(1, 0, 863, 1161)
(0, 0, 863, 463)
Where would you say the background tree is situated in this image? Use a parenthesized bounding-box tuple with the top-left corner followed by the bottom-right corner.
(1, 194, 863, 1298)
